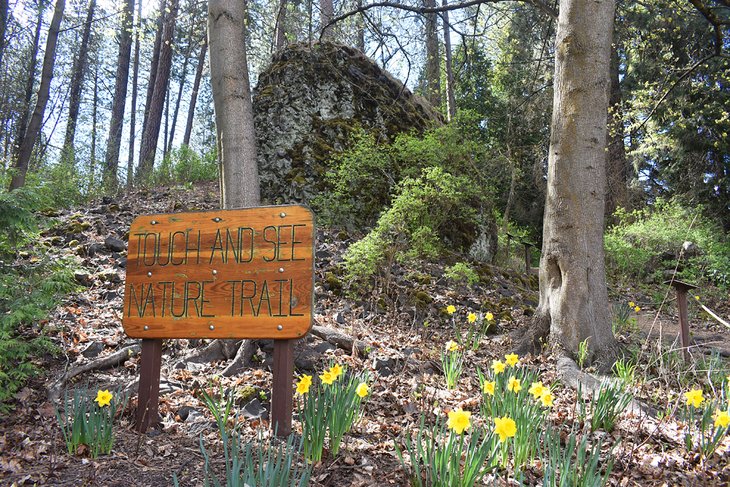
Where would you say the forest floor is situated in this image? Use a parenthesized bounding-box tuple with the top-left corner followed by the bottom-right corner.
(0, 181, 729, 486)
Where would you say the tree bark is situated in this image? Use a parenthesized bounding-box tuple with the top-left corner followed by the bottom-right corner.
(126, 0, 142, 187)
(141, 0, 166, 146)
(183, 36, 207, 147)
(530, 0, 618, 366)
(166, 19, 195, 154)
(90, 63, 98, 188)
(62, 0, 96, 164)
(274, 0, 287, 50)
(320, 0, 334, 39)
(424, 0, 441, 107)
(13, 0, 44, 165)
(605, 43, 628, 222)
(208, 0, 260, 208)
(9, 0, 65, 191)
(441, 0, 455, 120)
(207, 0, 261, 371)
(0, 0, 9, 74)
(104, 0, 135, 187)
(137, 0, 179, 181)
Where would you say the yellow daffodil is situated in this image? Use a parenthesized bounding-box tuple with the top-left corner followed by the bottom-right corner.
(483, 380, 495, 396)
(714, 409, 730, 428)
(467, 313, 477, 324)
(447, 408, 471, 434)
(528, 381, 545, 399)
(356, 382, 369, 398)
(485, 312, 494, 322)
(628, 301, 635, 308)
(296, 375, 312, 395)
(491, 360, 506, 375)
(320, 370, 335, 385)
(684, 388, 704, 408)
(329, 363, 343, 379)
(95, 389, 113, 408)
(507, 376, 521, 393)
(634, 306, 641, 312)
(445, 340, 459, 353)
(540, 390, 554, 407)
(694, 295, 700, 301)
(446, 305, 456, 315)
(493, 416, 516, 442)
(505, 353, 519, 367)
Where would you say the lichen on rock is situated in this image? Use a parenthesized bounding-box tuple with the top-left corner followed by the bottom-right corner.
(253, 42, 443, 204)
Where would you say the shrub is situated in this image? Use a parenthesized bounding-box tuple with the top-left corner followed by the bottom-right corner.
(605, 199, 730, 289)
(444, 262, 479, 287)
(314, 110, 497, 230)
(342, 167, 481, 285)
(153, 146, 218, 186)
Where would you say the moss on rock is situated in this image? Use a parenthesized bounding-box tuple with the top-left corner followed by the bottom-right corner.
(253, 42, 442, 204)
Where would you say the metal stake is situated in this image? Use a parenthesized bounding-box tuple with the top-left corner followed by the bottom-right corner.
(271, 339, 295, 437)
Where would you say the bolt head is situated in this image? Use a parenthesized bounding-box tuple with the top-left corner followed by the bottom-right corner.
(277, 325, 283, 331)
(209, 325, 215, 330)
(212, 269, 218, 275)
(147, 271, 152, 277)
(279, 212, 286, 218)
(143, 325, 149, 331)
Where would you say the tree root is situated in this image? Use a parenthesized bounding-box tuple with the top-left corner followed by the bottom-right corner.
(48, 344, 141, 403)
(556, 355, 654, 417)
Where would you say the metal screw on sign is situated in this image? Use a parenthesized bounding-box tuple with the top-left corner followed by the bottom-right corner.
(279, 267, 284, 273)
(212, 270, 218, 275)
(213, 217, 222, 222)
(147, 272, 152, 277)
(209, 325, 215, 330)
(277, 325, 283, 331)
(280, 212, 287, 218)
(151, 220, 158, 225)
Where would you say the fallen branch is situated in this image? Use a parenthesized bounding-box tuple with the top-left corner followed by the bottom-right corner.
(311, 325, 371, 357)
(48, 343, 141, 403)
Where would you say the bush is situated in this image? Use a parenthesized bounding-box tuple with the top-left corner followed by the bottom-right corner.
(605, 199, 730, 288)
(342, 167, 482, 285)
(153, 146, 218, 185)
(314, 110, 497, 230)
(0, 188, 78, 412)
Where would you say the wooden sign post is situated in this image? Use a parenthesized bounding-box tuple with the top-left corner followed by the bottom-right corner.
(122, 205, 314, 435)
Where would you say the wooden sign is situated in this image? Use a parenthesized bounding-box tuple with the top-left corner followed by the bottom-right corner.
(123, 205, 314, 340)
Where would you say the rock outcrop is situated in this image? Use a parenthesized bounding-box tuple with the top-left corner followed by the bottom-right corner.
(253, 42, 442, 204)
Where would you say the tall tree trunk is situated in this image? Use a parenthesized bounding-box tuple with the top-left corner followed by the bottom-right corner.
(13, 0, 45, 160)
(424, 0, 441, 107)
(207, 0, 260, 374)
(104, 0, 135, 188)
(141, 0, 166, 143)
(90, 63, 98, 189)
(183, 37, 207, 147)
(163, 85, 170, 159)
(166, 21, 194, 153)
(127, 0, 142, 188)
(356, 0, 364, 51)
(0, 0, 9, 73)
(530, 0, 617, 365)
(441, 0, 455, 120)
(605, 44, 628, 222)
(137, 0, 179, 181)
(319, 0, 333, 39)
(209, 0, 259, 208)
(274, 0, 287, 50)
(9, 0, 65, 191)
(62, 0, 96, 163)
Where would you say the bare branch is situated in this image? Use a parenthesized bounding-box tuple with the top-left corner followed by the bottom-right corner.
(323, 0, 557, 38)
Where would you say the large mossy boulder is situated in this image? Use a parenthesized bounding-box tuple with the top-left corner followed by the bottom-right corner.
(253, 42, 442, 204)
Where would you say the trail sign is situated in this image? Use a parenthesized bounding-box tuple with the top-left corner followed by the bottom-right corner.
(123, 205, 314, 339)
(122, 205, 315, 434)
